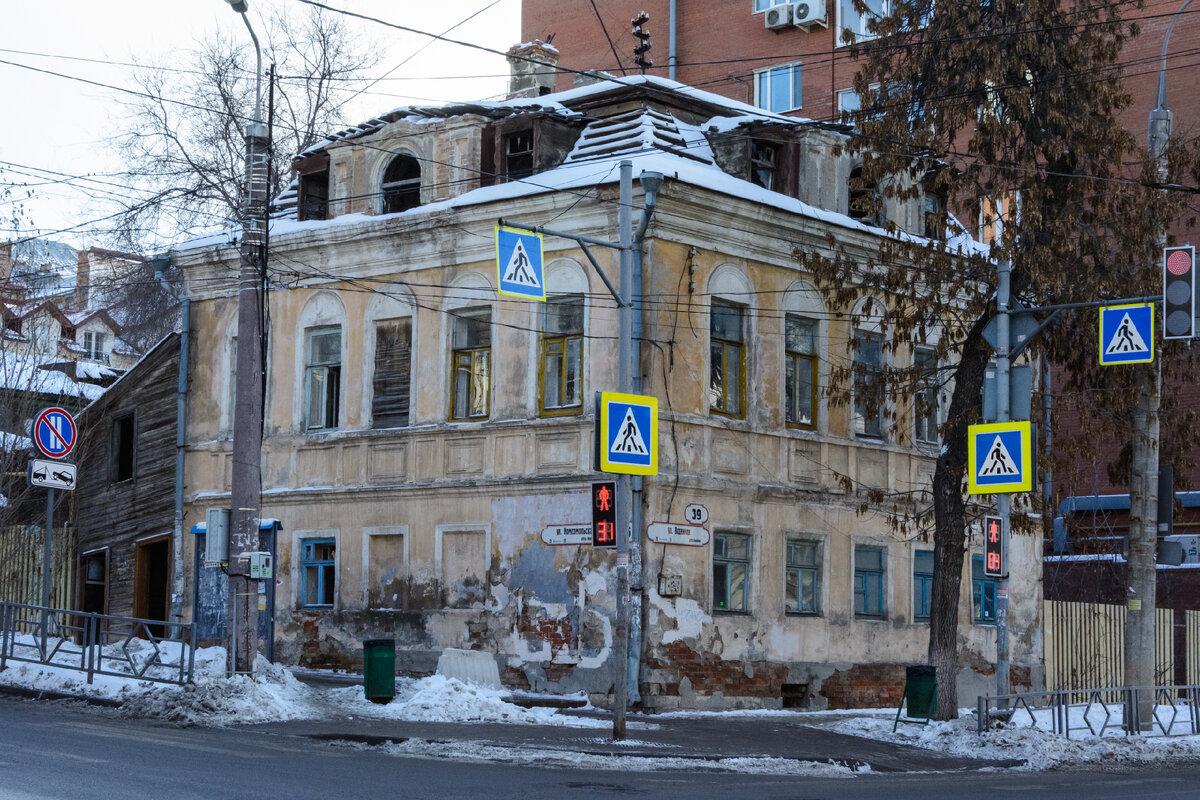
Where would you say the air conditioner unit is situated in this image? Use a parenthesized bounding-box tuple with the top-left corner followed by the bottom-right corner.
(765, 3, 795, 29)
(793, 0, 828, 28)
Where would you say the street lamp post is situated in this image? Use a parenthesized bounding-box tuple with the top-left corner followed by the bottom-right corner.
(224, 0, 270, 676)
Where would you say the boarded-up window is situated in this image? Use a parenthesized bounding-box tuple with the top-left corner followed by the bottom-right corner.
(372, 319, 411, 428)
(440, 529, 487, 609)
(367, 529, 406, 609)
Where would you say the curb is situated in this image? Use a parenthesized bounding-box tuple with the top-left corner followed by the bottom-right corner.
(0, 681, 122, 708)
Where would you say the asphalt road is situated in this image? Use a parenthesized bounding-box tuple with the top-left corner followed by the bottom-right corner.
(1, 696, 1198, 800)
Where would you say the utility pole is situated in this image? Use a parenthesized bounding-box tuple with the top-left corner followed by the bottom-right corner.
(613, 161, 633, 740)
(225, 0, 268, 675)
(995, 259, 1012, 699)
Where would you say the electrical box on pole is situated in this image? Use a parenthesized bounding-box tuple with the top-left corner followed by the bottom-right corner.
(205, 508, 230, 566)
(1163, 245, 1195, 340)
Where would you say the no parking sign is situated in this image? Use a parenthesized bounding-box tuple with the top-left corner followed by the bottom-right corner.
(33, 407, 77, 460)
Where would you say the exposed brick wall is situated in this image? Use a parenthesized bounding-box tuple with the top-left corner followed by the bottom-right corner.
(644, 641, 790, 700)
(819, 663, 907, 709)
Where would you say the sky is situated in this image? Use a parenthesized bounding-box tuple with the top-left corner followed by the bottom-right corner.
(0, 0, 522, 250)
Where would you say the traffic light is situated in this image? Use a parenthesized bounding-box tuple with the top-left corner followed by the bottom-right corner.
(984, 515, 1004, 578)
(592, 481, 616, 548)
(1163, 245, 1195, 340)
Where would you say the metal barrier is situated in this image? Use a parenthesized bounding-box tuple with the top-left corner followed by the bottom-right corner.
(977, 684, 1200, 738)
(0, 601, 196, 686)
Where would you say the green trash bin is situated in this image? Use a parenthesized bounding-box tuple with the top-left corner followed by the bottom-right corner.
(363, 639, 396, 704)
(894, 664, 937, 730)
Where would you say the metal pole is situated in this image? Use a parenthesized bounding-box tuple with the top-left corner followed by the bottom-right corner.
(613, 160, 633, 740)
(40, 486, 55, 656)
(996, 260, 1011, 700)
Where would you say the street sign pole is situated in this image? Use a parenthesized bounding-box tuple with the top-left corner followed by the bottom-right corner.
(613, 160, 633, 741)
(41, 487, 53, 654)
(996, 259, 1012, 703)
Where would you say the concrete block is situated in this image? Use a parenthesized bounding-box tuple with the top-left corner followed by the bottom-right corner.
(436, 647, 502, 689)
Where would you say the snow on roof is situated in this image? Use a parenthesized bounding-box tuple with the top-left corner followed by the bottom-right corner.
(8, 239, 79, 299)
(0, 431, 32, 454)
(564, 107, 714, 166)
(0, 350, 106, 401)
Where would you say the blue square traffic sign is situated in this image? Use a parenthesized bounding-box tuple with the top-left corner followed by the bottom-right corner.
(495, 226, 545, 301)
(968, 421, 1031, 494)
(598, 391, 657, 475)
(1099, 303, 1154, 365)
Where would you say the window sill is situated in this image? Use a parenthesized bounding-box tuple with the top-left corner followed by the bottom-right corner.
(713, 608, 752, 616)
(854, 614, 887, 622)
(539, 407, 584, 419)
(300, 605, 334, 610)
(974, 619, 997, 626)
(785, 611, 822, 618)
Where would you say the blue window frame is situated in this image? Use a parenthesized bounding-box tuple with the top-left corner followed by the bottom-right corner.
(913, 549, 934, 621)
(854, 545, 885, 618)
(301, 538, 336, 608)
(972, 555, 997, 623)
(755, 63, 803, 113)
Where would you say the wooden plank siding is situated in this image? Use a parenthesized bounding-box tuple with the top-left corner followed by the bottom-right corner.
(72, 334, 180, 621)
(0, 525, 74, 609)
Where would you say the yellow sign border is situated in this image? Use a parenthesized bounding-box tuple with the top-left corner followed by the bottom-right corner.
(967, 420, 1032, 495)
(495, 225, 546, 301)
(599, 391, 658, 476)
(1098, 302, 1154, 366)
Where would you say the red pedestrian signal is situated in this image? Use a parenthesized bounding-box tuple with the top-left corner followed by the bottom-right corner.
(592, 481, 617, 548)
(984, 515, 1004, 578)
(1163, 245, 1195, 340)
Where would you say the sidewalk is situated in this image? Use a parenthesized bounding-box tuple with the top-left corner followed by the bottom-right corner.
(249, 707, 1024, 772)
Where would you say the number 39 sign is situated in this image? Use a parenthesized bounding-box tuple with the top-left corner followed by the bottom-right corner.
(683, 504, 708, 526)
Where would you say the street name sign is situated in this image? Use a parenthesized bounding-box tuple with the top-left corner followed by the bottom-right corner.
(541, 524, 594, 546)
(646, 522, 710, 547)
(1099, 303, 1154, 366)
(967, 420, 1032, 495)
(27, 459, 76, 491)
(495, 226, 545, 301)
(32, 407, 76, 460)
(598, 391, 658, 475)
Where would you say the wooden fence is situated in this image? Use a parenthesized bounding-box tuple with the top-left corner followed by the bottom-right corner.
(0, 526, 75, 610)
(1045, 600, 1175, 697)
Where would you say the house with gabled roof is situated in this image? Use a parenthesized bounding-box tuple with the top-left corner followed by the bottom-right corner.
(171, 64, 1040, 710)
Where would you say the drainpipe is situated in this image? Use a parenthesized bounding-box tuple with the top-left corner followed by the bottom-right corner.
(630, 171, 664, 706)
(156, 261, 189, 637)
(668, 0, 678, 81)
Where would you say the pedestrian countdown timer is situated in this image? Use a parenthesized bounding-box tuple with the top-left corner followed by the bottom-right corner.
(591, 481, 617, 548)
(983, 515, 1004, 578)
(967, 420, 1032, 495)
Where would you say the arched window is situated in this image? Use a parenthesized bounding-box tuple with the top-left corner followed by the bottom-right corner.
(381, 155, 421, 214)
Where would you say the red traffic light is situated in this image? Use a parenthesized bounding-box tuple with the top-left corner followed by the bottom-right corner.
(1163, 245, 1195, 340)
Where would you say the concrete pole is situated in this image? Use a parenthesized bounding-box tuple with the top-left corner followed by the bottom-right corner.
(613, 161, 634, 740)
(996, 260, 1011, 700)
(229, 117, 270, 675)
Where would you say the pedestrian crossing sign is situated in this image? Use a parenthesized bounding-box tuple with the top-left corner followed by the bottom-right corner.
(599, 391, 658, 475)
(496, 226, 545, 301)
(968, 421, 1032, 495)
(1099, 303, 1154, 366)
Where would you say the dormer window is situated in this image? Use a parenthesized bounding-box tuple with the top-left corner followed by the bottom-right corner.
(750, 141, 778, 191)
(382, 155, 421, 214)
(504, 130, 534, 181)
(83, 331, 108, 363)
(848, 165, 880, 225)
(298, 171, 329, 221)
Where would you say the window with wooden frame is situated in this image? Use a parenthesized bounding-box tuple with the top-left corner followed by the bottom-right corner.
(709, 300, 746, 418)
(304, 326, 341, 432)
(785, 539, 820, 615)
(381, 154, 421, 214)
(713, 532, 751, 612)
(848, 165, 880, 224)
(301, 538, 336, 608)
(111, 412, 135, 482)
(785, 314, 817, 429)
(852, 329, 884, 438)
(913, 549, 934, 621)
(854, 545, 886, 618)
(372, 318, 412, 429)
(504, 130, 534, 181)
(972, 555, 998, 623)
(913, 345, 938, 445)
(450, 309, 491, 421)
(750, 141, 778, 191)
(539, 295, 583, 416)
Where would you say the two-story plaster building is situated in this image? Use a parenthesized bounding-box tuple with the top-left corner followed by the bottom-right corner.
(172, 73, 1042, 710)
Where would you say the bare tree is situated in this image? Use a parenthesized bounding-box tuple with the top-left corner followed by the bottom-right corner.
(109, 6, 380, 251)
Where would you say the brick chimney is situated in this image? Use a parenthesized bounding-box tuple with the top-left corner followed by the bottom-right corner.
(76, 248, 91, 310)
(506, 40, 560, 99)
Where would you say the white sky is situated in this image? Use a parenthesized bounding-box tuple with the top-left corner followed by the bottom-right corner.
(0, 0, 522, 250)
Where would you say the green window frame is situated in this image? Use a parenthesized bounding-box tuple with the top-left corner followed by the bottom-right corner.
(785, 539, 820, 615)
(785, 314, 817, 429)
(913, 549, 934, 621)
(713, 532, 751, 613)
(972, 555, 998, 624)
(852, 329, 883, 438)
(450, 309, 491, 421)
(913, 346, 938, 444)
(710, 300, 746, 418)
(539, 295, 584, 416)
(854, 545, 885, 618)
(301, 538, 336, 608)
(304, 326, 341, 432)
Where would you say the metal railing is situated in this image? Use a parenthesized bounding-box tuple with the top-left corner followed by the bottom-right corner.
(977, 684, 1200, 738)
(0, 601, 196, 686)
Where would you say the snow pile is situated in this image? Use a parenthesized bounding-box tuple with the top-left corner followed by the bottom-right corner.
(325, 675, 611, 728)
